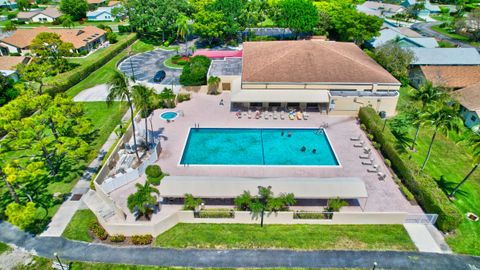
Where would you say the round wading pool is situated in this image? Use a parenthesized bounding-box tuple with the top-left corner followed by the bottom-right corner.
(160, 111, 178, 120)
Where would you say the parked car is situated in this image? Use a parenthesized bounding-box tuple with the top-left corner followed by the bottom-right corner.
(153, 70, 166, 83)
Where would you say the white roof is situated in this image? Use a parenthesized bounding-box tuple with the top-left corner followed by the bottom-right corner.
(159, 176, 368, 199)
(87, 7, 112, 17)
(410, 48, 480, 65)
(406, 37, 438, 48)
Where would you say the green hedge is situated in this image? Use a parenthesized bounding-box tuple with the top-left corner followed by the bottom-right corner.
(293, 211, 327, 220)
(358, 107, 462, 231)
(197, 209, 235, 219)
(131, 234, 153, 245)
(44, 33, 137, 95)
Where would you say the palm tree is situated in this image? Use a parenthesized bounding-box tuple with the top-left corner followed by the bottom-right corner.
(107, 70, 140, 161)
(419, 101, 463, 170)
(250, 186, 273, 227)
(449, 135, 480, 197)
(207, 76, 221, 95)
(132, 84, 155, 148)
(127, 181, 160, 220)
(176, 14, 190, 55)
(410, 81, 446, 150)
(159, 88, 176, 108)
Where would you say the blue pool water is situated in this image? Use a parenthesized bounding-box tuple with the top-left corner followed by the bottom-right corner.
(160, 112, 178, 120)
(180, 128, 339, 166)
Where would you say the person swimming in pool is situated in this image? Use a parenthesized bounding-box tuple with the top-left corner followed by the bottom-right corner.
(312, 148, 317, 154)
(301, 146, 306, 152)
(281, 130, 284, 136)
(288, 132, 292, 137)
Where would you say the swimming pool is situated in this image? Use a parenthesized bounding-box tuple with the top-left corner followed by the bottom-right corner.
(180, 128, 339, 166)
(160, 111, 178, 120)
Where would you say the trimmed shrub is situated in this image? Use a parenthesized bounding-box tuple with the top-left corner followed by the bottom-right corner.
(177, 93, 191, 103)
(44, 33, 137, 95)
(179, 56, 211, 86)
(131, 234, 153, 245)
(183, 194, 203, 211)
(145, 165, 163, 185)
(110, 234, 126, 242)
(293, 211, 326, 220)
(89, 222, 108, 240)
(358, 107, 462, 231)
(118, 25, 132, 33)
(198, 209, 235, 219)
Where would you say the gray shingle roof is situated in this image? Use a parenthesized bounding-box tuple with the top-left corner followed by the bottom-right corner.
(410, 48, 480, 65)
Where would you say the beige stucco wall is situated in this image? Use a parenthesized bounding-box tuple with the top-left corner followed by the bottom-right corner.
(330, 94, 399, 117)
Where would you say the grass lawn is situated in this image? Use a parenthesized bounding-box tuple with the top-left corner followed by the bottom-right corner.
(163, 56, 185, 69)
(154, 223, 415, 251)
(431, 25, 480, 47)
(62, 210, 97, 242)
(0, 242, 11, 254)
(394, 87, 480, 255)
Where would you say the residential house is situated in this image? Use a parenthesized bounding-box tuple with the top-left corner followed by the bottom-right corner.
(452, 83, 480, 128)
(409, 48, 480, 65)
(16, 7, 62, 23)
(0, 26, 106, 55)
(108, 1, 122, 8)
(211, 40, 401, 116)
(0, 0, 16, 8)
(367, 27, 438, 48)
(402, 0, 441, 19)
(87, 0, 106, 7)
(357, 1, 405, 17)
(410, 66, 480, 89)
(0, 56, 30, 81)
(87, 7, 115, 21)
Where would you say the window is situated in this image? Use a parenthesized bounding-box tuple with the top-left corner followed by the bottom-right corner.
(222, 83, 231, 91)
(269, 102, 281, 107)
(250, 102, 262, 107)
(471, 115, 477, 122)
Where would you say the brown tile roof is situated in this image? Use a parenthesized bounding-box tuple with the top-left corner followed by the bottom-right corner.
(452, 83, 480, 112)
(420, 66, 480, 89)
(17, 7, 61, 20)
(0, 56, 29, 70)
(1, 26, 106, 49)
(397, 27, 422, 38)
(241, 40, 399, 84)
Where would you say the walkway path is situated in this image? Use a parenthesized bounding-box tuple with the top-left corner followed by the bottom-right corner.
(404, 224, 443, 253)
(41, 110, 131, 237)
(2, 222, 480, 269)
(73, 84, 111, 102)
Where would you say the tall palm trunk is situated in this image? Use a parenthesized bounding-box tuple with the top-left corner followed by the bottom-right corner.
(449, 163, 479, 197)
(411, 124, 421, 150)
(144, 113, 149, 149)
(421, 129, 437, 170)
(127, 96, 141, 162)
(1, 168, 20, 204)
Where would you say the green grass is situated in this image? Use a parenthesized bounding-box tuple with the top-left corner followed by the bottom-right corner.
(0, 242, 11, 254)
(438, 40, 456, 48)
(431, 25, 480, 47)
(154, 223, 416, 251)
(132, 40, 155, 53)
(82, 102, 128, 151)
(62, 210, 97, 242)
(163, 56, 185, 69)
(394, 87, 480, 255)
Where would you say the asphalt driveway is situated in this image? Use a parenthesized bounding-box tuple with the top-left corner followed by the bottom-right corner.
(118, 49, 182, 85)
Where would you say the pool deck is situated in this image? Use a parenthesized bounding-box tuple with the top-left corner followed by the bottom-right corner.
(109, 92, 422, 216)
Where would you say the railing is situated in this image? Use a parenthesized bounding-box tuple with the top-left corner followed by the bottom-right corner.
(329, 90, 399, 97)
(404, 213, 438, 225)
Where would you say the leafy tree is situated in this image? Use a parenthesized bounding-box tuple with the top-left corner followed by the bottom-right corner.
(183, 193, 203, 210)
(16, 0, 31, 11)
(419, 101, 463, 170)
(126, 0, 190, 39)
(60, 0, 88, 21)
(31, 32, 74, 59)
(0, 155, 20, 204)
(239, 0, 268, 28)
(132, 84, 155, 147)
(176, 14, 191, 54)
(234, 190, 253, 211)
(449, 135, 480, 197)
(158, 88, 176, 108)
(107, 70, 141, 161)
(106, 32, 118, 44)
(207, 76, 221, 95)
(17, 60, 54, 95)
(274, 0, 319, 36)
(5, 202, 36, 229)
(410, 82, 446, 150)
(4, 21, 16, 31)
(179, 55, 211, 86)
(211, 0, 244, 39)
(0, 73, 17, 106)
(192, 10, 226, 45)
(326, 197, 348, 212)
(372, 41, 414, 85)
(60, 15, 74, 28)
(127, 181, 160, 220)
(455, 9, 480, 41)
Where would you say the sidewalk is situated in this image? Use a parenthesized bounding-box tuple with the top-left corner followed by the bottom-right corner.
(41, 110, 130, 237)
(404, 223, 450, 253)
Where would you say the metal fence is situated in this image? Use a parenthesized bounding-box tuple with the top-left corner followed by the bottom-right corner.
(404, 213, 438, 225)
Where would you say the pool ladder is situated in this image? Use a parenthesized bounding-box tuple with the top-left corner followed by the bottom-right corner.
(194, 123, 200, 129)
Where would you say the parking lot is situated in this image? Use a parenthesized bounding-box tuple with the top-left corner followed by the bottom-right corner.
(118, 49, 182, 85)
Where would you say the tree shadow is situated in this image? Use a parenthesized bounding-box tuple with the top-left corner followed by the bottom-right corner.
(434, 175, 468, 197)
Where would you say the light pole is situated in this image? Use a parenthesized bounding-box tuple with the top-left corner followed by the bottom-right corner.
(379, 111, 387, 132)
(372, 262, 377, 270)
(128, 51, 136, 82)
(54, 252, 65, 270)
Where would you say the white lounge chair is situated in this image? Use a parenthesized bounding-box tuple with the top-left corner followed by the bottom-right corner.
(359, 152, 371, 159)
(280, 112, 285, 120)
(354, 141, 365, 147)
(362, 158, 374, 165)
(367, 165, 379, 173)
(302, 112, 309, 120)
(378, 172, 387, 181)
(273, 112, 278, 120)
(350, 134, 361, 141)
(363, 147, 371, 154)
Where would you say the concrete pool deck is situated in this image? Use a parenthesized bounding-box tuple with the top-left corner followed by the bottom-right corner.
(110, 91, 422, 214)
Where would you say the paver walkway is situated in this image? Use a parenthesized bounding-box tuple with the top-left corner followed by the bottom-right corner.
(1, 222, 480, 269)
(404, 224, 442, 253)
(73, 84, 111, 102)
(41, 110, 130, 237)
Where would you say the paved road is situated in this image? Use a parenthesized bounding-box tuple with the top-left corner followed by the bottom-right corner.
(118, 49, 182, 85)
(412, 22, 479, 50)
(1, 222, 479, 269)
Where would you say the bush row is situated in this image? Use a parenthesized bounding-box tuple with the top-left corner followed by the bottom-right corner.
(293, 211, 327, 220)
(358, 107, 462, 231)
(109, 234, 126, 243)
(197, 209, 235, 219)
(44, 33, 137, 95)
(89, 222, 108, 240)
(131, 234, 153, 245)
